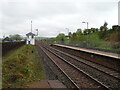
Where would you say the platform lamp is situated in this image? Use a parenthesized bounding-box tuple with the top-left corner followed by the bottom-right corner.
(82, 21, 89, 46)
(65, 28, 69, 35)
(82, 22, 88, 29)
(65, 28, 69, 39)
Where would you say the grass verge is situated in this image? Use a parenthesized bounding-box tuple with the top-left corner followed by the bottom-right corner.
(2, 44, 45, 88)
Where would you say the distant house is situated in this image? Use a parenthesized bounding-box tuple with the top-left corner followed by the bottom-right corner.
(26, 32, 35, 45)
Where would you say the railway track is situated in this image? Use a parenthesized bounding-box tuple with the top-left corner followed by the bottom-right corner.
(47, 46, 120, 88)
(39, 45, 111, 89)
(52, 44, 120, 72)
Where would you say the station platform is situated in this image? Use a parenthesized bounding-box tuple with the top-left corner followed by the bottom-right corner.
(54, 44, 119, 59)
(26, 80, 66, 88)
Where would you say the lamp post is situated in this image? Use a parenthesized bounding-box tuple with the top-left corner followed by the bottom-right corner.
(66, 28, 70, 39)
(82, 21, 88, 29)
(65, 28, 69, 35)
(82, 21, 89, 47)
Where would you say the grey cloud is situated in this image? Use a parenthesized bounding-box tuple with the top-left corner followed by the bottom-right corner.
(0, 0, 119, 38)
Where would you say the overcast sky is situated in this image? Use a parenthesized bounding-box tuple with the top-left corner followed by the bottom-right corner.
(0, 0, 119, 38)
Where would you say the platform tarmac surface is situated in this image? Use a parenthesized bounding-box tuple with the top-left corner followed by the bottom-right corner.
(25, 80, 66, 88)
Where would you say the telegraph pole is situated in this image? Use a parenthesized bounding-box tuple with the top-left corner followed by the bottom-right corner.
(82, 21, 89, 29)
(65, 28, 69, 35)
(31, 20, 32, 32)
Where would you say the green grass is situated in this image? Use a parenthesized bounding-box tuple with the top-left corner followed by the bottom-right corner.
(2, 45, 45, 88)
(64, 32, 120, 52)
(83, 32, 104, 42)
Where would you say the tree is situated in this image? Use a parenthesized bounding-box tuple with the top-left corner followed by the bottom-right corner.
(112, 25, 120, 31)
(87, 29, 91, 34)
(100, 22, 108, 32)
(2, 34, 23, 41)
(100, 26, 104, 32)
(9, 34, 22, 41)
(111, 25, 120, 41)
(103, 22, 108, 31)
(68, 32, 72, 39)
(56, 33, 67, 42)
(99, 22, 108, 39)
(71, 32, 77, 41)
(83, 30, 86, 35)
(91, 28, 98, 33)
(2, 37, 10, 41)
(76, 29, 82, 36)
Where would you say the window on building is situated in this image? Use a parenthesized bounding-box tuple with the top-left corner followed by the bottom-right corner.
(32, 35, 34, 38)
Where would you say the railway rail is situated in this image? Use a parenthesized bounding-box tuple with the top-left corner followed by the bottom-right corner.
(39, 44, 111, 89)
(47, 46, 120, 88)
(52, 44, 120, 72)
(39, 46, 79, 88)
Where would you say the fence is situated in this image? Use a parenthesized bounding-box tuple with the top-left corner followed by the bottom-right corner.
(2, 41, 25, 56)
(56, 41, 120, 54)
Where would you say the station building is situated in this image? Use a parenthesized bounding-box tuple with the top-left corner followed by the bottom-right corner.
(26, 32, 35, 45)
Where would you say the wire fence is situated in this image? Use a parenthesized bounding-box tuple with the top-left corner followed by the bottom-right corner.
(56, 41, 120, 54)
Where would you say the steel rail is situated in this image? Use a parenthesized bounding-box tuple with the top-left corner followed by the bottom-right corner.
(52, 44, 119, 72)
(48, 46, 120, 82)
(39, 46, 80, 89)
(44, 46, 111, 89)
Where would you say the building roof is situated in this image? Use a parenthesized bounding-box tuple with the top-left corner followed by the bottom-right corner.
(26, 32, 35, 36)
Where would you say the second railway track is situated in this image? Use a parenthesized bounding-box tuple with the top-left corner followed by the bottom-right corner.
(47, 45, 120, 88)
(39, 44, 112, 89)
(52, 44, 120, 72)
